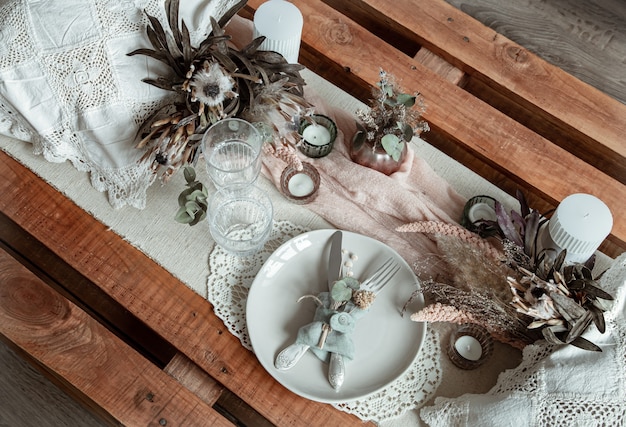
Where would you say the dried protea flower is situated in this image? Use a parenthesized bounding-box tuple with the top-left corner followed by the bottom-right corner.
(507, 259, 613, 352)
(189, 61, 237, 109)
(135, 103, 202, 182)
(128, 0, 309, 181)
(243, 77, 315, 148)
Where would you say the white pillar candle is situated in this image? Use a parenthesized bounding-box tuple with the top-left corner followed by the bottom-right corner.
(302, 124, 331, 146)
(253, 0, 303, 63)
(287, 172, 315, 197)
(468, 202, 497, 223)
(547, 193, 613, 263)
(454, 335, 482, 361)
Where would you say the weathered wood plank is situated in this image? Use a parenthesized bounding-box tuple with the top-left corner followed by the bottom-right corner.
(164, 353, 224, 407)
(401, 50, 583, 254)
(163, 354, 275, 427)
(444, 0, 626, 105)
(244, 0, 625, 254)
(0, 248, 230, 427)
(0, 338, 108, 427)
(0, 211, 177, 369)
(326, 0, 626, 184)
(414, 47, 467, 86)
(0, 151, 367, 426)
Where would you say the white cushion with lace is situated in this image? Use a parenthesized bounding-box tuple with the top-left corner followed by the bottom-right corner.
(0, 0, 239, 208)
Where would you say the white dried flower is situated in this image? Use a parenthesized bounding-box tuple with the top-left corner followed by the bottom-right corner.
(353, 290, 376, 310)
(189, 61, 237, 107)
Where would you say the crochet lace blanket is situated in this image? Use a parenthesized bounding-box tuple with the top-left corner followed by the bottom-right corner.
(0, 0, 240, 209)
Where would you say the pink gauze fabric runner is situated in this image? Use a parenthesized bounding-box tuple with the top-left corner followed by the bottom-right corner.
(220, 15, 468, 275)
(260, 93, 466, 277)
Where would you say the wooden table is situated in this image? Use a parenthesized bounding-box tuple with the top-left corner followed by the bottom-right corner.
(241, 0, 626, 257)
(1, 0, 624, 425)
(0, 148, 365, 426)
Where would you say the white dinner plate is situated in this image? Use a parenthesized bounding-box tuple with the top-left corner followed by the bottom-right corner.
(246, 229, 426, 403)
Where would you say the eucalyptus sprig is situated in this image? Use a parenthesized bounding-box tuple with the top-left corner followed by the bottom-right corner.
(331, 277, 361, 304)
(378, 79, 417, 160)
(175, 166, 208, 225)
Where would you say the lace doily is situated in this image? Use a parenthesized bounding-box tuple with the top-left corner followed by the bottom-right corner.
(207, 220, 442, 423)
(420, 253, 626, 427)
(0, 0, 240, 209)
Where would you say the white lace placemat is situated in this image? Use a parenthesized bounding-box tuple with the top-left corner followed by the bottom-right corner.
(207, 219, 442, 424)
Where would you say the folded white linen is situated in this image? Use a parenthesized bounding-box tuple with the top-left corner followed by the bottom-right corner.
(0, 0, 241, 209)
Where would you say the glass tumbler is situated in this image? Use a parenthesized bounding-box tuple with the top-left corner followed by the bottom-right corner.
(202, 118, 263, 188)
(208, 185, 274, 256)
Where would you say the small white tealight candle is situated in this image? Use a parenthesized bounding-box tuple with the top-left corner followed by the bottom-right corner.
(468, 202, 497, 223)
(253, 0, 303, 63)
(287, 172, 315, 197)
(454, 335, 482, 361)
(302, 124, 331, 146)
(547, 193, 613, 263)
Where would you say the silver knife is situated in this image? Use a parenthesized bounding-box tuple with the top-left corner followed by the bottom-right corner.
(327, 230, 343, 292)
(275, 230, 344, 373)
(327, 230, 345, 391)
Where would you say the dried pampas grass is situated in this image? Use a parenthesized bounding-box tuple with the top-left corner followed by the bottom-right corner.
(398, 220, 541, 349)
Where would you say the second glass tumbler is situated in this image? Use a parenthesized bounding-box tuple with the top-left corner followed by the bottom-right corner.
(202, 118, 263, 188)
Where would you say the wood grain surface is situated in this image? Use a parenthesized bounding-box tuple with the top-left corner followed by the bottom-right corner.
(0, 149, 368, 426)
(0, 247, 232, 427)
(0, 339, 108, 427)
(2, 0, 625, 424)
(320, 0, 626, 183)
(445, 0, 626, 105)
(243, 0, 626, 255)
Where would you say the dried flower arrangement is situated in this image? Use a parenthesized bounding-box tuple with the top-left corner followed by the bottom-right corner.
(398, 191, 614, 352)
(353, 70, 429, 162)
(129, 0, 313, 182)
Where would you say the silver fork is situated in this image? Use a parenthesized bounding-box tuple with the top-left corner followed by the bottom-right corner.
(360, 257, 400, 295)
(327, 257, 400, 391)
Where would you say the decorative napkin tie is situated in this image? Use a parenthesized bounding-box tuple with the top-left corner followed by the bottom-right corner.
(295, 293, 365, 361)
